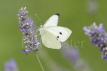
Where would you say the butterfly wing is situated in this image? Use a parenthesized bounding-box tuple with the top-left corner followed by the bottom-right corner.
(43, 13, 60, 28)
(46, 26, 72, 42)
(41, 29, 61, 49)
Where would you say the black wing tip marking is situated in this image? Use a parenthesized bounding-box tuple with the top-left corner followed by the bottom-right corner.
(55, 13, 60, 17)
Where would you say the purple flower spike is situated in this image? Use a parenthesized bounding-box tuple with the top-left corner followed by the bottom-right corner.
(98, 23, 105, 33)
(83, 22, 107, 59)
(18, 7, 40, 53)
(61, 42, 91, 71)
(20, 26, 24, 31)
(29, 18, 34, 27)
(83, 26, 90, 35)
(91, 40, 102, 45)
(102, 56, 107, 59)
(61, 43, 79, 63)
(22, 49, 30, 53)
(4, 59, 18, 71)
(69, 48, 79, 62)
(83, 26, 88, 32)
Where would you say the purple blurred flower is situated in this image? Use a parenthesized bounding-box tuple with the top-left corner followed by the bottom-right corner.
(86, 0, 98, 14)
(61, 43, 79, 64)
(4, 59, 18, 71)
(61, 42, 92, 71)
(83, 23, 107, 59)
(17, 7, 40, 53)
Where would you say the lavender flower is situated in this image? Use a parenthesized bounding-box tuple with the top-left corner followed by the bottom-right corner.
(17, 7, 40, 53)
(4, 59, 18, 71)
(61, 42, 91, 71)
(61, 43, 79, 64)
(83, 22, 107, 59)
(86, 0, 98, 14)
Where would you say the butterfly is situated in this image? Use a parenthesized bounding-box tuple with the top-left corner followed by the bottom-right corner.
(39, 13, 72, 49)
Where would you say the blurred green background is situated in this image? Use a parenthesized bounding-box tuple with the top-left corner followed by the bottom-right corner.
(0, 0, 107, 71)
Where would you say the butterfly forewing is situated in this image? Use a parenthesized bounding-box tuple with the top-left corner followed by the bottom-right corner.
(46, 26, 72, 42)
(43, 13, 60, 28)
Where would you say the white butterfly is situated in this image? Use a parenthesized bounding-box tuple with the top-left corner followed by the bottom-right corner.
(39, 13, 72, 49)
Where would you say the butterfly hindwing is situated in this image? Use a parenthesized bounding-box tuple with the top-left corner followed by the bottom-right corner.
(46, 26, 72, 42)
(41, 29, 61, 49)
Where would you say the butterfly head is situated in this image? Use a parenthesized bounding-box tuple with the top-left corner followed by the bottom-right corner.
(39, 25, 43, 30)
(39, 25, 45, 35)
(40, 25, 43, 28)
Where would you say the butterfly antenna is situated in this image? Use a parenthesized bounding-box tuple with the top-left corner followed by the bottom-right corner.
(35, 14, 42, 36)
(35, 14, 42, 25)
(36, 53, 45, 71)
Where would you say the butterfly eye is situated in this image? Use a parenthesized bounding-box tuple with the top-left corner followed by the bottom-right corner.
(59, 32, 62, 35)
